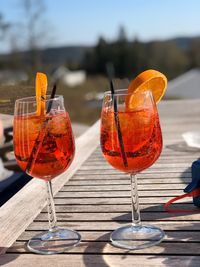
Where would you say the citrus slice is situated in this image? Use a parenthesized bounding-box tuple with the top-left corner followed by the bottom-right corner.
(126, 69, 167, 109)
(35, 72, 48, 116)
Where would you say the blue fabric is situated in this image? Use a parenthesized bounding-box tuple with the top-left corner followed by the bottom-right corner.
(184, 160, 200, 207)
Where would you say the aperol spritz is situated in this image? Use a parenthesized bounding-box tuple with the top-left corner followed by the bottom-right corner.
(13, 95, 81, 254)
(14, 111, 74, 180)
(100, 89, 165, 249)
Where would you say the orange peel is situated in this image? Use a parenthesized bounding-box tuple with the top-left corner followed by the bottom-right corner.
(126, 69, 167, 109)
(35, 72, 48, 115)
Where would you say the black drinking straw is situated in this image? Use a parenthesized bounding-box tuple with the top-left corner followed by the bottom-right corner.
(106, 63, 128, 167)
(47, 83, 57, 113)
(26, 83, 57, 174)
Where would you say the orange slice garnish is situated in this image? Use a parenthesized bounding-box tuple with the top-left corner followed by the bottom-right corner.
(35, 72, 48, 116)
(126, 69, 167, 109)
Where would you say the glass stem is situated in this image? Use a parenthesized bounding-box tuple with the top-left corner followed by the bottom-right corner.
(46, 181, 57, 231)
(130, 173, 141, 226)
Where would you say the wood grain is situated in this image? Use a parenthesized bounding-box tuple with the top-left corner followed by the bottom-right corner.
(0, 121, 100, 254)
(1, 254, 200, 267)
(2, 99, 200, 266)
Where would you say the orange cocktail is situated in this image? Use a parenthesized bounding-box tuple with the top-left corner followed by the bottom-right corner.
(101, 103, 162, 174)
(13, 92, 81, 254)
(14, 111, 75, 180)
(100, 89, 165, 250)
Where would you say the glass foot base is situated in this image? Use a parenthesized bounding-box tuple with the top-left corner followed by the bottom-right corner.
(110, 224, 165, 250)
(27, 228, 81, 254)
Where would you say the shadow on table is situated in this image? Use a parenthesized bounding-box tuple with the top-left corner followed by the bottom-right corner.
(0, 249, 19, 266)
(83, 160, 199, 266)
(110, 203, 199, 267)
(83, 232, 139, 267)
(101, 159, 199, 267)
(83, 232, 111, 267)
(166, 141, 200, 153)
(82, 220, 199, 267)
(0, 126, 32, 206)
(0, 172, 32, 206)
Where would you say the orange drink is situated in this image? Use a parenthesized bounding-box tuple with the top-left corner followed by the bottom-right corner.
(13, 93, 81, 254)
(14, 111, 75, 180)
(100, 89, 165, 250)
(101, 104, 162, 174)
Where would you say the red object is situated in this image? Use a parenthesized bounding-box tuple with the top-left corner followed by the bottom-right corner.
(164, 188, 200, 212)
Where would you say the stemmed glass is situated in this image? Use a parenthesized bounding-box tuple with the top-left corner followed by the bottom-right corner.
(13, 95, 81, 254)
(100, 89, 165, 249)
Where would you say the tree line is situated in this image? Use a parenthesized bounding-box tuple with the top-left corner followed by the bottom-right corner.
(1, 4, 200, 81)
(82, 28, 200, 80)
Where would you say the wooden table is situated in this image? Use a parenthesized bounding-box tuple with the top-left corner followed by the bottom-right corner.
(1, 99, 200, 266)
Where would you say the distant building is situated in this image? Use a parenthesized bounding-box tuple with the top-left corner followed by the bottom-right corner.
(165, 69, 200, 99)
(0, 70, 28, 85)
(53, 66, 86, 87)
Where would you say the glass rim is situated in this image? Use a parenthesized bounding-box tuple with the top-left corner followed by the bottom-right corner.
(15, 95, 63, 104)
(103, 89, 152, 97)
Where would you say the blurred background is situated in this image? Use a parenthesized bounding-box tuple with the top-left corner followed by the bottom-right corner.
(1, 0, 200, 126)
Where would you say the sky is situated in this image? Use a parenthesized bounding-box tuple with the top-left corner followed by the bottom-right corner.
(1, 0, 200, 53)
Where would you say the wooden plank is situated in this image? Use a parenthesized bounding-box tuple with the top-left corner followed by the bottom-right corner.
(77, 168, 191, 174)
(18, 229, 200, 242)
(79, 163, 192, 170)
(84, 158, 197, 164)
(55, 190, 183, 197)
(53, 197, 192, 205)
(158, 99, 200, 117)
(72, 172, 192, 179)
(40, 203, 196, 213)
(34, 212, 200, 222)
(26, 221, 200, 231)
(7, 240, 200, 255)
(0, 121, 100, 254)
(86, 150, 187, 157)
(60, 184, 185, 191)
(67, 178, 190, 185)
(75, 169, 191, 175)
(1, 254, 200, 267)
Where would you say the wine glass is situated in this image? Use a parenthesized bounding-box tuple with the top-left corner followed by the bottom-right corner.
(100, 89, 165, 250)
(13, 95, 81, 254)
